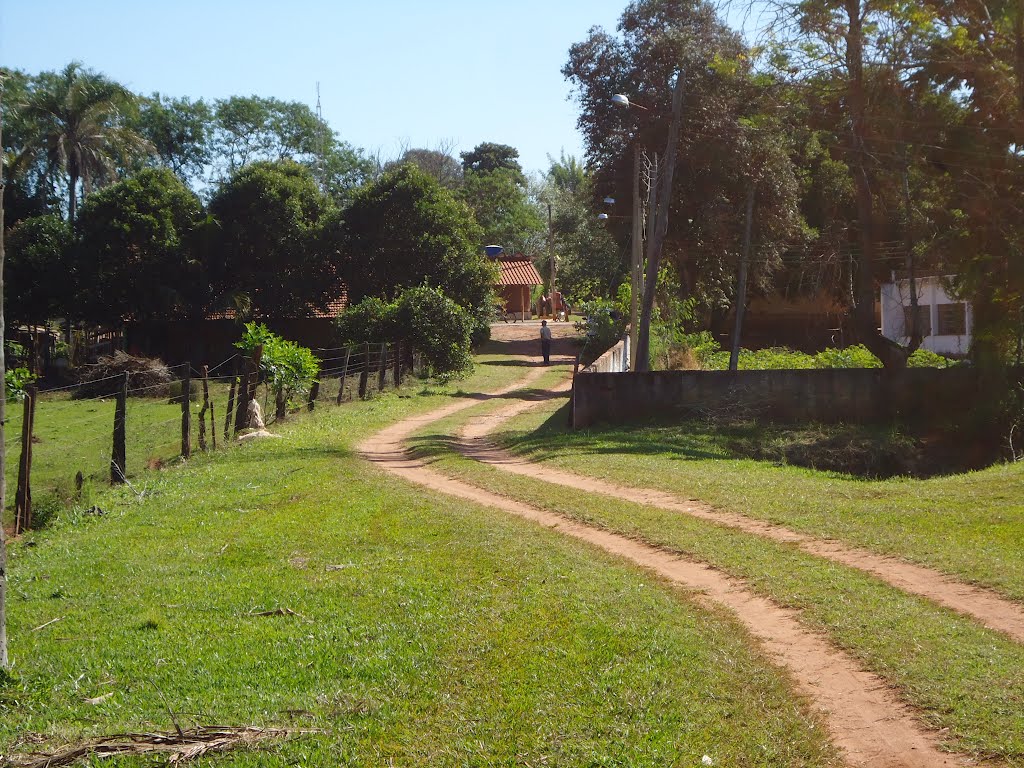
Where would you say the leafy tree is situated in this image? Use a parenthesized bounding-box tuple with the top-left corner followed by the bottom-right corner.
(207, 160, 340, 318)
(541, 153, 621, 301)
(339, 164, 495, 322)
(337, 286, 474, 379)
(212, 95, 372, 203)
(385, 147, 463, 189)
(460, 166, 544, 251)
(130, 93, 213, 184)
(5, 214, 73, 324)
(74, 168, 203, 323)
(460, 142, 526, 185)
(16, 62, 151, 222)
(563, 0, 804, 362)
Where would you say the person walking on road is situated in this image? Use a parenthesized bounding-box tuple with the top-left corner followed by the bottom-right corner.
(540, 320, 552, 365)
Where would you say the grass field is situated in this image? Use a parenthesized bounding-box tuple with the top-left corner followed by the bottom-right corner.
(497, 401, 1024, 602)
(408, 380, 1024, 763)
(0, 351, 837, 766)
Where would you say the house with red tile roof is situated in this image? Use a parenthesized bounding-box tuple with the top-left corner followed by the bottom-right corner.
(490, 248, 542, 320)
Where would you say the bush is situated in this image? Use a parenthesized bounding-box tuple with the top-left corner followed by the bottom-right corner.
(235, 322, 321, 408)
(394, 286, 474, 379)
(907, 348, 959, 368)
(812, 344, 883, 369)
(5, 367, 37, 402)
(575, 299, 627, 362)
(335, 297, 397, 345)
(336, 287, 476, 380)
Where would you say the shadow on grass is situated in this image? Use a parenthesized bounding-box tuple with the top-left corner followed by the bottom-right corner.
(503, 412, 991, 479)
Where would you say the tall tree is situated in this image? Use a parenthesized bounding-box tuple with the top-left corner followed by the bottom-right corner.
(74, 168, 203, 323)
(460, 142, 526, 185)
(564, 0, 803, 365)
(541, 153, 622, 300)
(130, 93, 213, 184)
(1, 70, 10, 671)
(18, 62, 150, 222)
(207, 160, 340, 317)
(386, 147, 463, 189)
(339, 164, 495, 321)
(5, 214, 73, 324)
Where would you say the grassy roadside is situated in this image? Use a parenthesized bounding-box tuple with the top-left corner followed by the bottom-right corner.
(498, 398, 1024, 603)
(409, 383, 1024, 763)
(0, 352, 837, 766)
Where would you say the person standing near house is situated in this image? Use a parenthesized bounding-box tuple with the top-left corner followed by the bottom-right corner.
(540, 320, 553, 365)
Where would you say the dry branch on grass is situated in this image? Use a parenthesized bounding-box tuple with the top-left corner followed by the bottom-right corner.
(4, 725, 320, 767)
(75, 351, 175, 399)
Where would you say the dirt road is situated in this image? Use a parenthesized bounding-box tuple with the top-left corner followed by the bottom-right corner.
(357, 331, 984, 767)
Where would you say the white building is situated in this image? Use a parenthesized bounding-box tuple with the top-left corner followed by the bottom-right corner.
(880, 275, 972, 356)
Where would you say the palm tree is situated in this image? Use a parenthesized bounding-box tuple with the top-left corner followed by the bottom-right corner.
(19, 62, 150, 222)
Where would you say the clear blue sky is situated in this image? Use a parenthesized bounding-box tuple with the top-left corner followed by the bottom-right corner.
(0, 0, 644, 175)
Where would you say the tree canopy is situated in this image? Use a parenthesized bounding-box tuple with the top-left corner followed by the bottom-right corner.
(207, 160, 341, 318)
(339, 164, 495, 320)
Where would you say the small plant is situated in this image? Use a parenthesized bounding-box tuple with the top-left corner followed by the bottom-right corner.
(236, 323, 321, 413)
(5, 367, 37, 401)
(575, 298, 627, 362)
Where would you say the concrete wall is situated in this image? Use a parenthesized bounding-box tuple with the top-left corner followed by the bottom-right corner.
(571, 367, 985, 428)
(582, 336, 629, 373)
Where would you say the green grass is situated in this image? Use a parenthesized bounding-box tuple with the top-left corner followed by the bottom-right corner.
(497, 400, 1024, 602)
(0, 352, 836, 766)
(407, 385, 1024, 763)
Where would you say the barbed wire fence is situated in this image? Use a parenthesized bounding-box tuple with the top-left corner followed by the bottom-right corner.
(6, 341, 418, 534)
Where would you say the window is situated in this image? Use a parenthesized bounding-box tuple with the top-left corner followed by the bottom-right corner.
(903, 304, 931, 337)
(937, 303, 967, 336)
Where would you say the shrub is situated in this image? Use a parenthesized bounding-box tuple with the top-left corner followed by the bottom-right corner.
(235, 322, 321, 408)
(335, 297, 397, 345)
(5, 367, 37, 402)
(575, 299, 627, 362)
(907, 348, 958, 368)
(394, 286, 474, 379)
(812, 344, 883, 369)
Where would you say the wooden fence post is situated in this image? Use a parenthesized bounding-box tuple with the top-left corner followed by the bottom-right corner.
(14, 385, 37, 533)
(377, 343, 388, 391)
(393, 342, 401, 388)
(307, 380, 319, 411)
(337, 347, 351, 404)
(198, 365, 210, 452)
(224, 357, 238, 440)
(181, 363, 191, 459)
(358, 343, 370, 399)
(111, 372, 127, 484)
(210, 399, 217, 450)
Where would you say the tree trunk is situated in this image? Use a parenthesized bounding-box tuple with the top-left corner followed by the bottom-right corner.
(68, 169, 79, 224)
(729, 184, 756, 371)
(636, 73, 685, 372)
(845, 0, 907, 368)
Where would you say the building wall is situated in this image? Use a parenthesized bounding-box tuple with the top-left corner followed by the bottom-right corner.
(572, 368, 984, 428)
(880, 277, 972, 356)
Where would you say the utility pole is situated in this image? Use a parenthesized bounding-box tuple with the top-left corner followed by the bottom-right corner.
(548, 202, 555, 298)
(630, 145, 642, 370)
(0, 75, 10, 670)
(636, 71, 685, 372)
(729, 183, 756, 371)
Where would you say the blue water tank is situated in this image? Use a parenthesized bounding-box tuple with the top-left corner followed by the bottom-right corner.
(484, 245, 504, 257)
